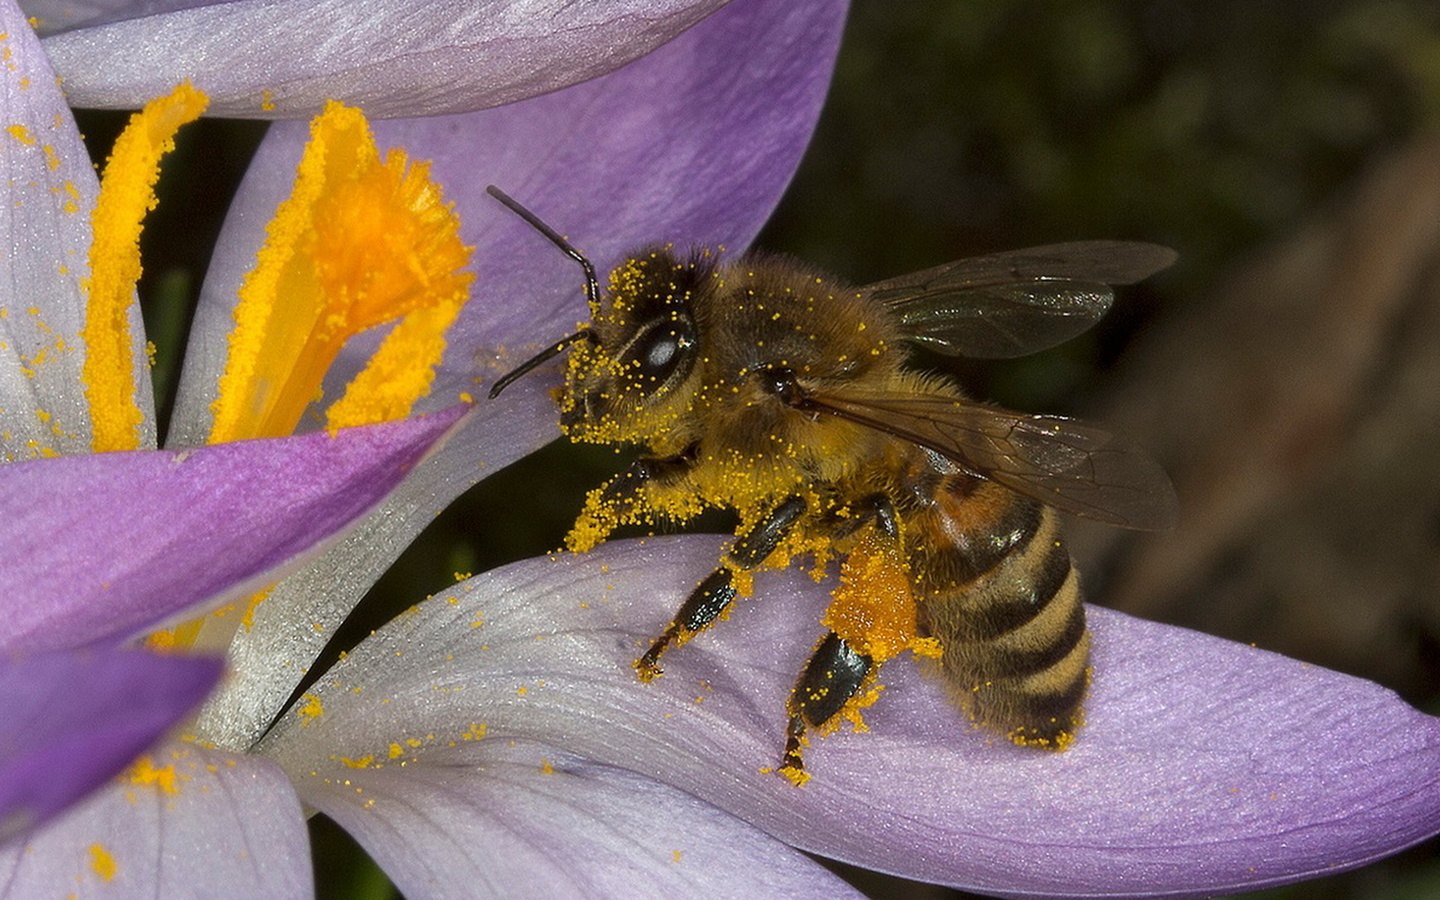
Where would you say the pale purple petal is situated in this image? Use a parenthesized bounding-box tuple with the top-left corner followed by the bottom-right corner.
(177, 0, 845, 751)
(286, 738, 857, 898)
(19, 1, 130, 32)
(0, 0, 151, 458)
(0, 648, 221, 844)
(188, 395, 553, 751)
(259, 535, 1440, 896)
(0, 742, 311, 897)
(0, 403, 467, 654)
(40, 0, 730, 119)
(386, 0, 849, 406)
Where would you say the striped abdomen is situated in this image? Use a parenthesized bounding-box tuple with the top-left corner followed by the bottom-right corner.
(904, 474, 1089, 748)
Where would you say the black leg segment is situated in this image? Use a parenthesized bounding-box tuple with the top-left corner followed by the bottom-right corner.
(597, 445, 698, 517)
(634, 496, 806, 680)
(782, 631, 873, 777)
(635, 568, 737, 680)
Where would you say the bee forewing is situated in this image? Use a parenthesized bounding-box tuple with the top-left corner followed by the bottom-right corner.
(806, 388, 1178, 531)
(862, 241, 1177, 359)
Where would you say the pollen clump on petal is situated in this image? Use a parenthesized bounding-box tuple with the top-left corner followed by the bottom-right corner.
(296, 693, 324, 724)
(81, 82, 208, 452)
(88, 843, 117, 882)
(127, 755, 180, 795)
(209, 101, 473, 442)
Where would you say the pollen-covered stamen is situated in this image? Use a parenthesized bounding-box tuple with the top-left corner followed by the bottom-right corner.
(210, 101, 472, 442)
(154, 102, 470, 652)
(81, 82, 209, 452)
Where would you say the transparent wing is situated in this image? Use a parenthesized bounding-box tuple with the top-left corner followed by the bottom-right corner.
(861, 241, 1177, 359)
(806, 387, 1177, 530)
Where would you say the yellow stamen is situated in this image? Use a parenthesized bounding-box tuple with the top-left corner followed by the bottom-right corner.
(81, 82, 208, 452)
(151, 104, 470, 651)
(209, 103, 472, 442)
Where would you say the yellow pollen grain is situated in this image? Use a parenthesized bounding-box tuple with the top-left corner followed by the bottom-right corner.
(209, 102, 473, 441)
(388, 742, 405, 759)
(88, 843, 117, 882)
(296, 693, 324, 723)
(340, 755, 374, 769)
(5, 123, 34, 145)
(461, 722, 487, 741)
(128, 755, 179, 795)
(82, 82, 208, 452)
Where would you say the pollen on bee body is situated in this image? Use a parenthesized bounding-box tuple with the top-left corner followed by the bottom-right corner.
(821, 530, 939, 664)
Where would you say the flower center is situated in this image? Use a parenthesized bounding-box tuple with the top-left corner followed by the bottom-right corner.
(138, 101, 472, 651)
(208, 101, 472, 441)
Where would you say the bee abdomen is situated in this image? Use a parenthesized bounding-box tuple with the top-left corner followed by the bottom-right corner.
(911, 487, 1090, 749)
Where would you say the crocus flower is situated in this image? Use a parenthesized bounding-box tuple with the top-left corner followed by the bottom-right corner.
(0, 0, 471, 847)
(2, 0, 873, 895)
(9, 1, 1439, 898)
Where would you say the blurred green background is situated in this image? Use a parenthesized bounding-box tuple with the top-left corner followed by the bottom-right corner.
(83, 1, 1440, 897)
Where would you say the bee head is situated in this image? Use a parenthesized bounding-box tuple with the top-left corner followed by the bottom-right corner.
(559, 248, 708, 443)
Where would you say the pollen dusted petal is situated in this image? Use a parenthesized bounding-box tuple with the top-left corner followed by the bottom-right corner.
(0, 648, 221, 843)
(0, 15, 105, 460)
(257, 536, 1440, 896)
(81, 82, 208, 453)
(0, 742, 309, 896)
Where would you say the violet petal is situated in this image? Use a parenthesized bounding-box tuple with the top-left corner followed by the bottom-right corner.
(0, 404, 466, 653)
(259, 535, 1440, 896)
(0, 648, 221, 845)
(39, 0, 730, 119)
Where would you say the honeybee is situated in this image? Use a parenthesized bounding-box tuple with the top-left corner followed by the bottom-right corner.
(486, 186, 1177, 784)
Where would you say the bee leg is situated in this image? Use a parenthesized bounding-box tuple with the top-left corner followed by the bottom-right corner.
(826, 492, 899, 542)
(779, 494, 895, 781)
(781, 631, 873, 781)
(597, 444, 698, 516)
(635, 495, 807, 680)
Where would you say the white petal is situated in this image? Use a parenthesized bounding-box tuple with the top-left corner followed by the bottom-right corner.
(283, 738, 856, 898)
(0, 5, 153, 457)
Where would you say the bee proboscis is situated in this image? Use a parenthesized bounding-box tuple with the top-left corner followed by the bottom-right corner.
(486, 186, 1176, 783)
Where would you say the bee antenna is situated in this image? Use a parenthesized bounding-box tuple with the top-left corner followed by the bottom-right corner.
(487, 330, 594, 399)
(486, 185, 600, 310)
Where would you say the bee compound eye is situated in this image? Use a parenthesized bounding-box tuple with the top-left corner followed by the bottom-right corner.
(626, 318, 695, 391)
(644, 331, 680, 371)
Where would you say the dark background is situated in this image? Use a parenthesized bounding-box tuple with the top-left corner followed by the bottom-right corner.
(87, 1, 1440, 896)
